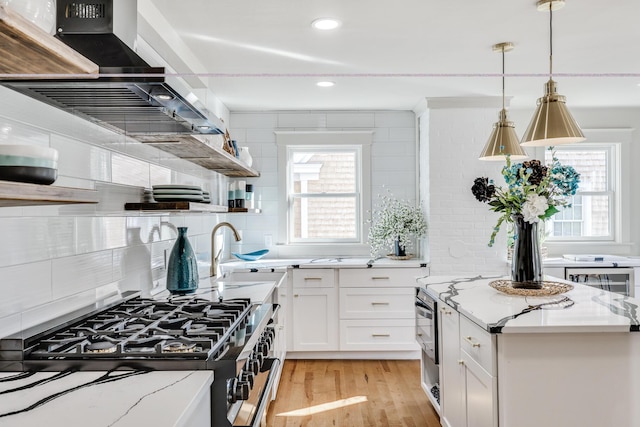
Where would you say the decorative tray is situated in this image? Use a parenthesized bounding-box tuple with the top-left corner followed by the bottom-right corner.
(386, 254, 414, 260)
(489, 280, 574, 296)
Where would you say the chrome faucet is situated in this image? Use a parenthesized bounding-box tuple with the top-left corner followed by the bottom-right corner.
(210, 222, 241, 278)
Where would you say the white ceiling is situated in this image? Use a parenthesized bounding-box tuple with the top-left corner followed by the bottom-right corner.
(149, 0, 640, 111)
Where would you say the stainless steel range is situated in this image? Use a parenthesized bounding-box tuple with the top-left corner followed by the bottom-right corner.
(0, 291, 280, 427)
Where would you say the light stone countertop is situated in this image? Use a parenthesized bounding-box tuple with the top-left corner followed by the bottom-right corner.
(421, 274, 640, 333)
(0, 370, 213, 427)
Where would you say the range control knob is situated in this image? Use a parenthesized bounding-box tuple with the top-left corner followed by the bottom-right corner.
(241, 371, 255, 388)
(227, 378, 238, 403)
(257, 342, 269, 357)
(248, 358, 260, 375)
(233, 380, 250, 402)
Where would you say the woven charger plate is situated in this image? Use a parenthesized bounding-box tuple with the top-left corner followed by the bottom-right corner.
(386, 254, 414, 260)
(489, 280, 574, 296)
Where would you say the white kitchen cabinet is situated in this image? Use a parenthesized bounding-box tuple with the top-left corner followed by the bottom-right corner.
(440, 304, 497, 427)
(291, 269, 339, 351)
(338, 268, 421, 352)
(440, 304, 465, 427)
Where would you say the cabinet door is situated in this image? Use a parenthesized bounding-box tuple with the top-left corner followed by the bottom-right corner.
(440, 305, 465, 427)
(461, 350, 497, 427)
(291, 287, 338, 351)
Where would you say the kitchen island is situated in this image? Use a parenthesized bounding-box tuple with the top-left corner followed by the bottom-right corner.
(420, 275, 640, 427)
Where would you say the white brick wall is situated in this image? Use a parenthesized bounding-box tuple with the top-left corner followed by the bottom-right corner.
(420, 102, 510, 276)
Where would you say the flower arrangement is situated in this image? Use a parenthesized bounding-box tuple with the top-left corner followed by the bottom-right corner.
(368, 192, 427, 256)
(471, 150, 580, 246)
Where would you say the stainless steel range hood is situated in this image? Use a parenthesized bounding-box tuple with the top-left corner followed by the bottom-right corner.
(1, 0, 225, 137)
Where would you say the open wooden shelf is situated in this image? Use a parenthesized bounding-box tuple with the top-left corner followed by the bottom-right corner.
(0, 180, 99, 207)
(0, 5, 98, 78)
(136, 134, 260, 178)
(125, 202, 229, 213)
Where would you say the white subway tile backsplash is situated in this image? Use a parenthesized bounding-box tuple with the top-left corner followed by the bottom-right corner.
(389, 127, 416, 141)
(230, 113, 278, 129)
(278, 113, 327, 128)
(150, 163, 172, 186)
(111, 153, 150, 188)
(0, 217, 75, 267)
(0, 261, 52, 317)
(76, 217, 127, 253)
(246, 128, 277, 144)
(374, 112, 415, 128)
(52, 134, 112, 182)
(326, 113, 375, 128)
(0, 117, 50, 147)
(52, 251, 114, 299)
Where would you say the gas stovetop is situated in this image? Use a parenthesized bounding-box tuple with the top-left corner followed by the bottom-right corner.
(0, 292, 274, 372)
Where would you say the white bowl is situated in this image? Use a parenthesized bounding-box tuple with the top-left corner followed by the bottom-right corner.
(0, 144, 58, 161)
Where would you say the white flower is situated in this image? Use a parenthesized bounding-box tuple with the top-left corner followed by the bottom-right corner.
(522, 193, 549, 223)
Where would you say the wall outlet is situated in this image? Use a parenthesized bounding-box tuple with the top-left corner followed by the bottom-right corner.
(264, 234, 273, 247)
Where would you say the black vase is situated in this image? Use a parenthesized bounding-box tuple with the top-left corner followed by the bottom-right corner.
(394, 239, 406, 257)
(511, 214, 543, 289)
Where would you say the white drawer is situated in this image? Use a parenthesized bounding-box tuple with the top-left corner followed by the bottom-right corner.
(460, 315, 496, 375)
(339, 288, 414, 319)
(339, 268, 422, 288)
(339, 319, 418, 351)
(292, 269, 335, 288)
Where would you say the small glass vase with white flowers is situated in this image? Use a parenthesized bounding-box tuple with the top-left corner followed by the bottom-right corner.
(472, 151, 580, 289)
(368, 192, 427, 260)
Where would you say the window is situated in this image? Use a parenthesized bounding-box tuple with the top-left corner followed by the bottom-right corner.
(277, 132, 372, 246)
(545, 144, 617, 241)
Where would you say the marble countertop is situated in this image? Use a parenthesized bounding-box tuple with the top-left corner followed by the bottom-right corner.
(0, 272, 285, 426)
(420, 275, 640, 334)
(0, 370, 213, 427)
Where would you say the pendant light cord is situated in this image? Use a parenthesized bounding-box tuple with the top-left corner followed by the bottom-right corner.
(549, 1, 553, 78)
(502, 46, 506, 111)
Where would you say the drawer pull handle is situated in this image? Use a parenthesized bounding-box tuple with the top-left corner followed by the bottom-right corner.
(440, 307, 452, 315)
(372, 334, 391, 337)
(458, 360, 465, 365)
(372, 276, 390, 280)
(294, 294, 299, 298)
(304, 277, 323, 281)
(464, 336, 481, 348)
(417, 333, 423, 337)
(371, 302, 390, 306)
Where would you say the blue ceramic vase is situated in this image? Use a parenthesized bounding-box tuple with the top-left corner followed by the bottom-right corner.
(166, 227, 199, 295)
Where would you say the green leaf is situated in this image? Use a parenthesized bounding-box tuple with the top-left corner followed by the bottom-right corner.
(542, 205, 559, 219)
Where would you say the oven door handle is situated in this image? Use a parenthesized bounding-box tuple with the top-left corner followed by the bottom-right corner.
(249, 357, 281, 427)
(267, 303, 281, 324)
(415, 305, 433, 320)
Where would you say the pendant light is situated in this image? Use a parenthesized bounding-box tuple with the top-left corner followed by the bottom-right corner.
(479, 42, 528, 161)
(521, 0, 585, 146)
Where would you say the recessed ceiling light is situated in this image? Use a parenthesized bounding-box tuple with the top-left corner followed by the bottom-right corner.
(316, 81, 335, 87)
(155, 94, 174, 101)
(311, 18, 341, 30)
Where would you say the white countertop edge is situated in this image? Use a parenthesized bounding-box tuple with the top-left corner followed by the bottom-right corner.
(499, 325, 632, 334)
(174, 372, 214, 427)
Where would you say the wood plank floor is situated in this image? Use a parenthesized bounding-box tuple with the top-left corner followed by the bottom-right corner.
(266, 359, 440, 427)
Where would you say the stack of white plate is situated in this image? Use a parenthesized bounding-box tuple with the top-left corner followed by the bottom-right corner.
(202, 191, 211, 204)
(152, 185, 204, 202)
(0, 144, 58, 185)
